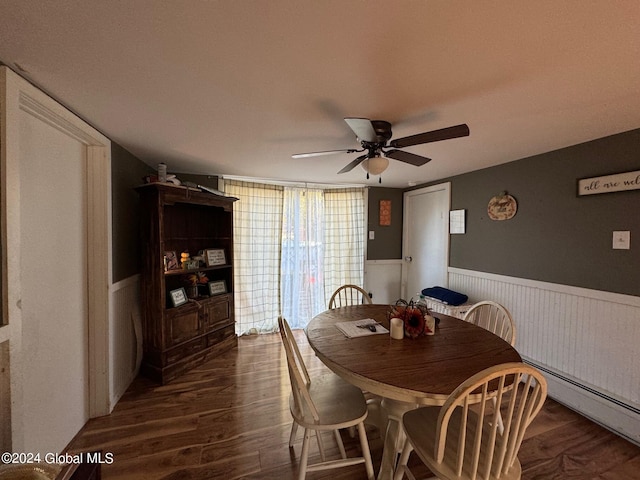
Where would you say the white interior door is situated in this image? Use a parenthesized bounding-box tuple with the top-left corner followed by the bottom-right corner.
(19, 110, 89, 455)
(1, 66, 112, 453)
(402, 183, 450, 300)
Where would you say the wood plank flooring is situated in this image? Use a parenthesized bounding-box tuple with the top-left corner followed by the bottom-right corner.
(67, 332, 640, 479)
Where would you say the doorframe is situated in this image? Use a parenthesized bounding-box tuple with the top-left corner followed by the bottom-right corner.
(401, 183, 451, 299)
(1, 67, 112, 449)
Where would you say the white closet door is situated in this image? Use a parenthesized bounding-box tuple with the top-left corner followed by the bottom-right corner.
(19, 110, 89, 455)
(402, 183, 450, 300)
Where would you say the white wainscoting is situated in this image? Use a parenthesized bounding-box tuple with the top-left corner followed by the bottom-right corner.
(364, 260, 403, 305)
(448, 267, 640, 445)
(109, 274, 142, 410)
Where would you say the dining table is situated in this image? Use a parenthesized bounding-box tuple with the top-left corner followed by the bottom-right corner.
(305, 303, 522, 480)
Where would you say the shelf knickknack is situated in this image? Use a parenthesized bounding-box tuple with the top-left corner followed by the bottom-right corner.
(205, 248, 226, 266)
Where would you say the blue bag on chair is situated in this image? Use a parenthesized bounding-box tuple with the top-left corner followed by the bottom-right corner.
(421, 286, 468, 306)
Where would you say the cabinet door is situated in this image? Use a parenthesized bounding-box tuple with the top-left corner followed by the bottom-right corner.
(164, 305, 200, 347)
(202, 295, 233, 332)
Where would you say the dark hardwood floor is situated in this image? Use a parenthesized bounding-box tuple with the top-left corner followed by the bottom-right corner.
(67, 332, 640, 479)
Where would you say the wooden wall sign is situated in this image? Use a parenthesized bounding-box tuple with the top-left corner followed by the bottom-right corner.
(379, 200, 391, 226)
(487, 193, 517, 221)
(578, 170, 640, 196)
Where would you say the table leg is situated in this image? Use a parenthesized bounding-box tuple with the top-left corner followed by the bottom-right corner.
(376, 398, 418, 480)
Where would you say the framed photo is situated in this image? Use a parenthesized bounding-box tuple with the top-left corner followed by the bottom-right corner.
(208, 280, 227, 296)
(164, 251, 180, 271)
(169, 287, 188, 307)
(205, 248, 226, 266)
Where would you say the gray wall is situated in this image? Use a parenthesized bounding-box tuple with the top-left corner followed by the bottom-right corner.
(111, 143, 154, 282)
(117, 129, 640, 297)
(429, 128, 640, 297)
(367, 187, 404, 260)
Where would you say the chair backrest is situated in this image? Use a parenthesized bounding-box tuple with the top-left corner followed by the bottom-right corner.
(277, 316, 320, 421)
(463, 301, 516, 345)
(435, 362, 547, 479)
(328, 284, 372, 309)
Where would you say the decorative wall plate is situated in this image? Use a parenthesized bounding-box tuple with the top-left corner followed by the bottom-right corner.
(487, 193, 517, 220)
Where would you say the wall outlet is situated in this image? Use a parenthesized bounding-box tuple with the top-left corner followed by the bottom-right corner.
(612, 231, 630, 249)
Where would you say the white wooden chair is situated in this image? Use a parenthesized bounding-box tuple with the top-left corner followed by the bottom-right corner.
(463, 301, 517, 434)
(328, 284, 372, 309)
(328, 284, 381, 431)
(393, 362, 547, 480)
(463, 301, 516, 346)
(278, 317, 375, 480)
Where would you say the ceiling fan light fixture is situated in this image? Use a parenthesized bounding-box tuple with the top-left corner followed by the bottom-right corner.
(361, 155, 389, 176)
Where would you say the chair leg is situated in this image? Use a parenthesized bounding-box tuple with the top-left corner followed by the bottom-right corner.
(357, 421, 375, 480)
(316, 430, 326, 462)
(393, 440, 414, 480)
(299, 428, 311, 480)
(334, 430, 347, 459)
(289, 421, 299, 447)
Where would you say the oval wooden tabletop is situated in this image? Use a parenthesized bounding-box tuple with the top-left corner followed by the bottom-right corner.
(306, 304, 522, 405)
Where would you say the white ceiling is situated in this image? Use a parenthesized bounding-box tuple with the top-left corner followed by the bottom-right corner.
(1, 1, 640, 188)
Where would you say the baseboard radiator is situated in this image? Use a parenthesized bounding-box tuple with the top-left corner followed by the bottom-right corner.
(109, 274, 142, 410)
(448, 267, 640, 446)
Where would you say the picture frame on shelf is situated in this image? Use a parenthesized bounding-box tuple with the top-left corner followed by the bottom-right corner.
(164, 251, 180, 271)
(205, 248, 226, 266)
(183, 259, 200, 270)
(169, 287, 188, 307)
(208, 280, 227, 296)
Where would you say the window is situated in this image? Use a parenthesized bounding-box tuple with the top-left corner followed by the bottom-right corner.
(224, 180, 365, 333)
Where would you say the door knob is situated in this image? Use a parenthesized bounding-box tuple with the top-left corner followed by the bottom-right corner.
(404, 256, 413, 262)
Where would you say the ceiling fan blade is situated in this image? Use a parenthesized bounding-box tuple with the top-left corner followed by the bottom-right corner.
(390, 123, 469, 148)
(344, 118, 378, 142)
(385, 149, 431, 166)
(292, 148, 360, 159)
(338, 154, 368, 174)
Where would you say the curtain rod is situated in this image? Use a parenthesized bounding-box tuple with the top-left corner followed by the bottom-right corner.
(221, 175, 365, 189)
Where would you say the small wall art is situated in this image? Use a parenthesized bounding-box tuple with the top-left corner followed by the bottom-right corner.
(449, 209, 466, 234)
(487, 192, 517, 221)
(578, 169, 640, 196)
(379, 199, 391, 226)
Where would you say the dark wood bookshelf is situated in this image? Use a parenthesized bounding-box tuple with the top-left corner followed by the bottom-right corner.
(136, 183, 238, 384)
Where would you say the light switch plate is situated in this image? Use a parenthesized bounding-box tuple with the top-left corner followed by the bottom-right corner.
(612, 231, 630, 249)
(369, 230, 375, 240)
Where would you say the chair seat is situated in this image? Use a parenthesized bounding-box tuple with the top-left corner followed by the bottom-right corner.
(290, 373, 369, 430)
(402, 406, 522, 480)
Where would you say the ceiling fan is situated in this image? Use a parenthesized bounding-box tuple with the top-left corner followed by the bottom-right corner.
(292, 118, 470, 182)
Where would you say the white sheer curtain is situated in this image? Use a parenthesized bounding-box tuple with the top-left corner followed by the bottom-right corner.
(224, 180, 283, 334)
(323, 188, 366, 302)
(224, 180, 365, 333)
(280, 187, 326, 328)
